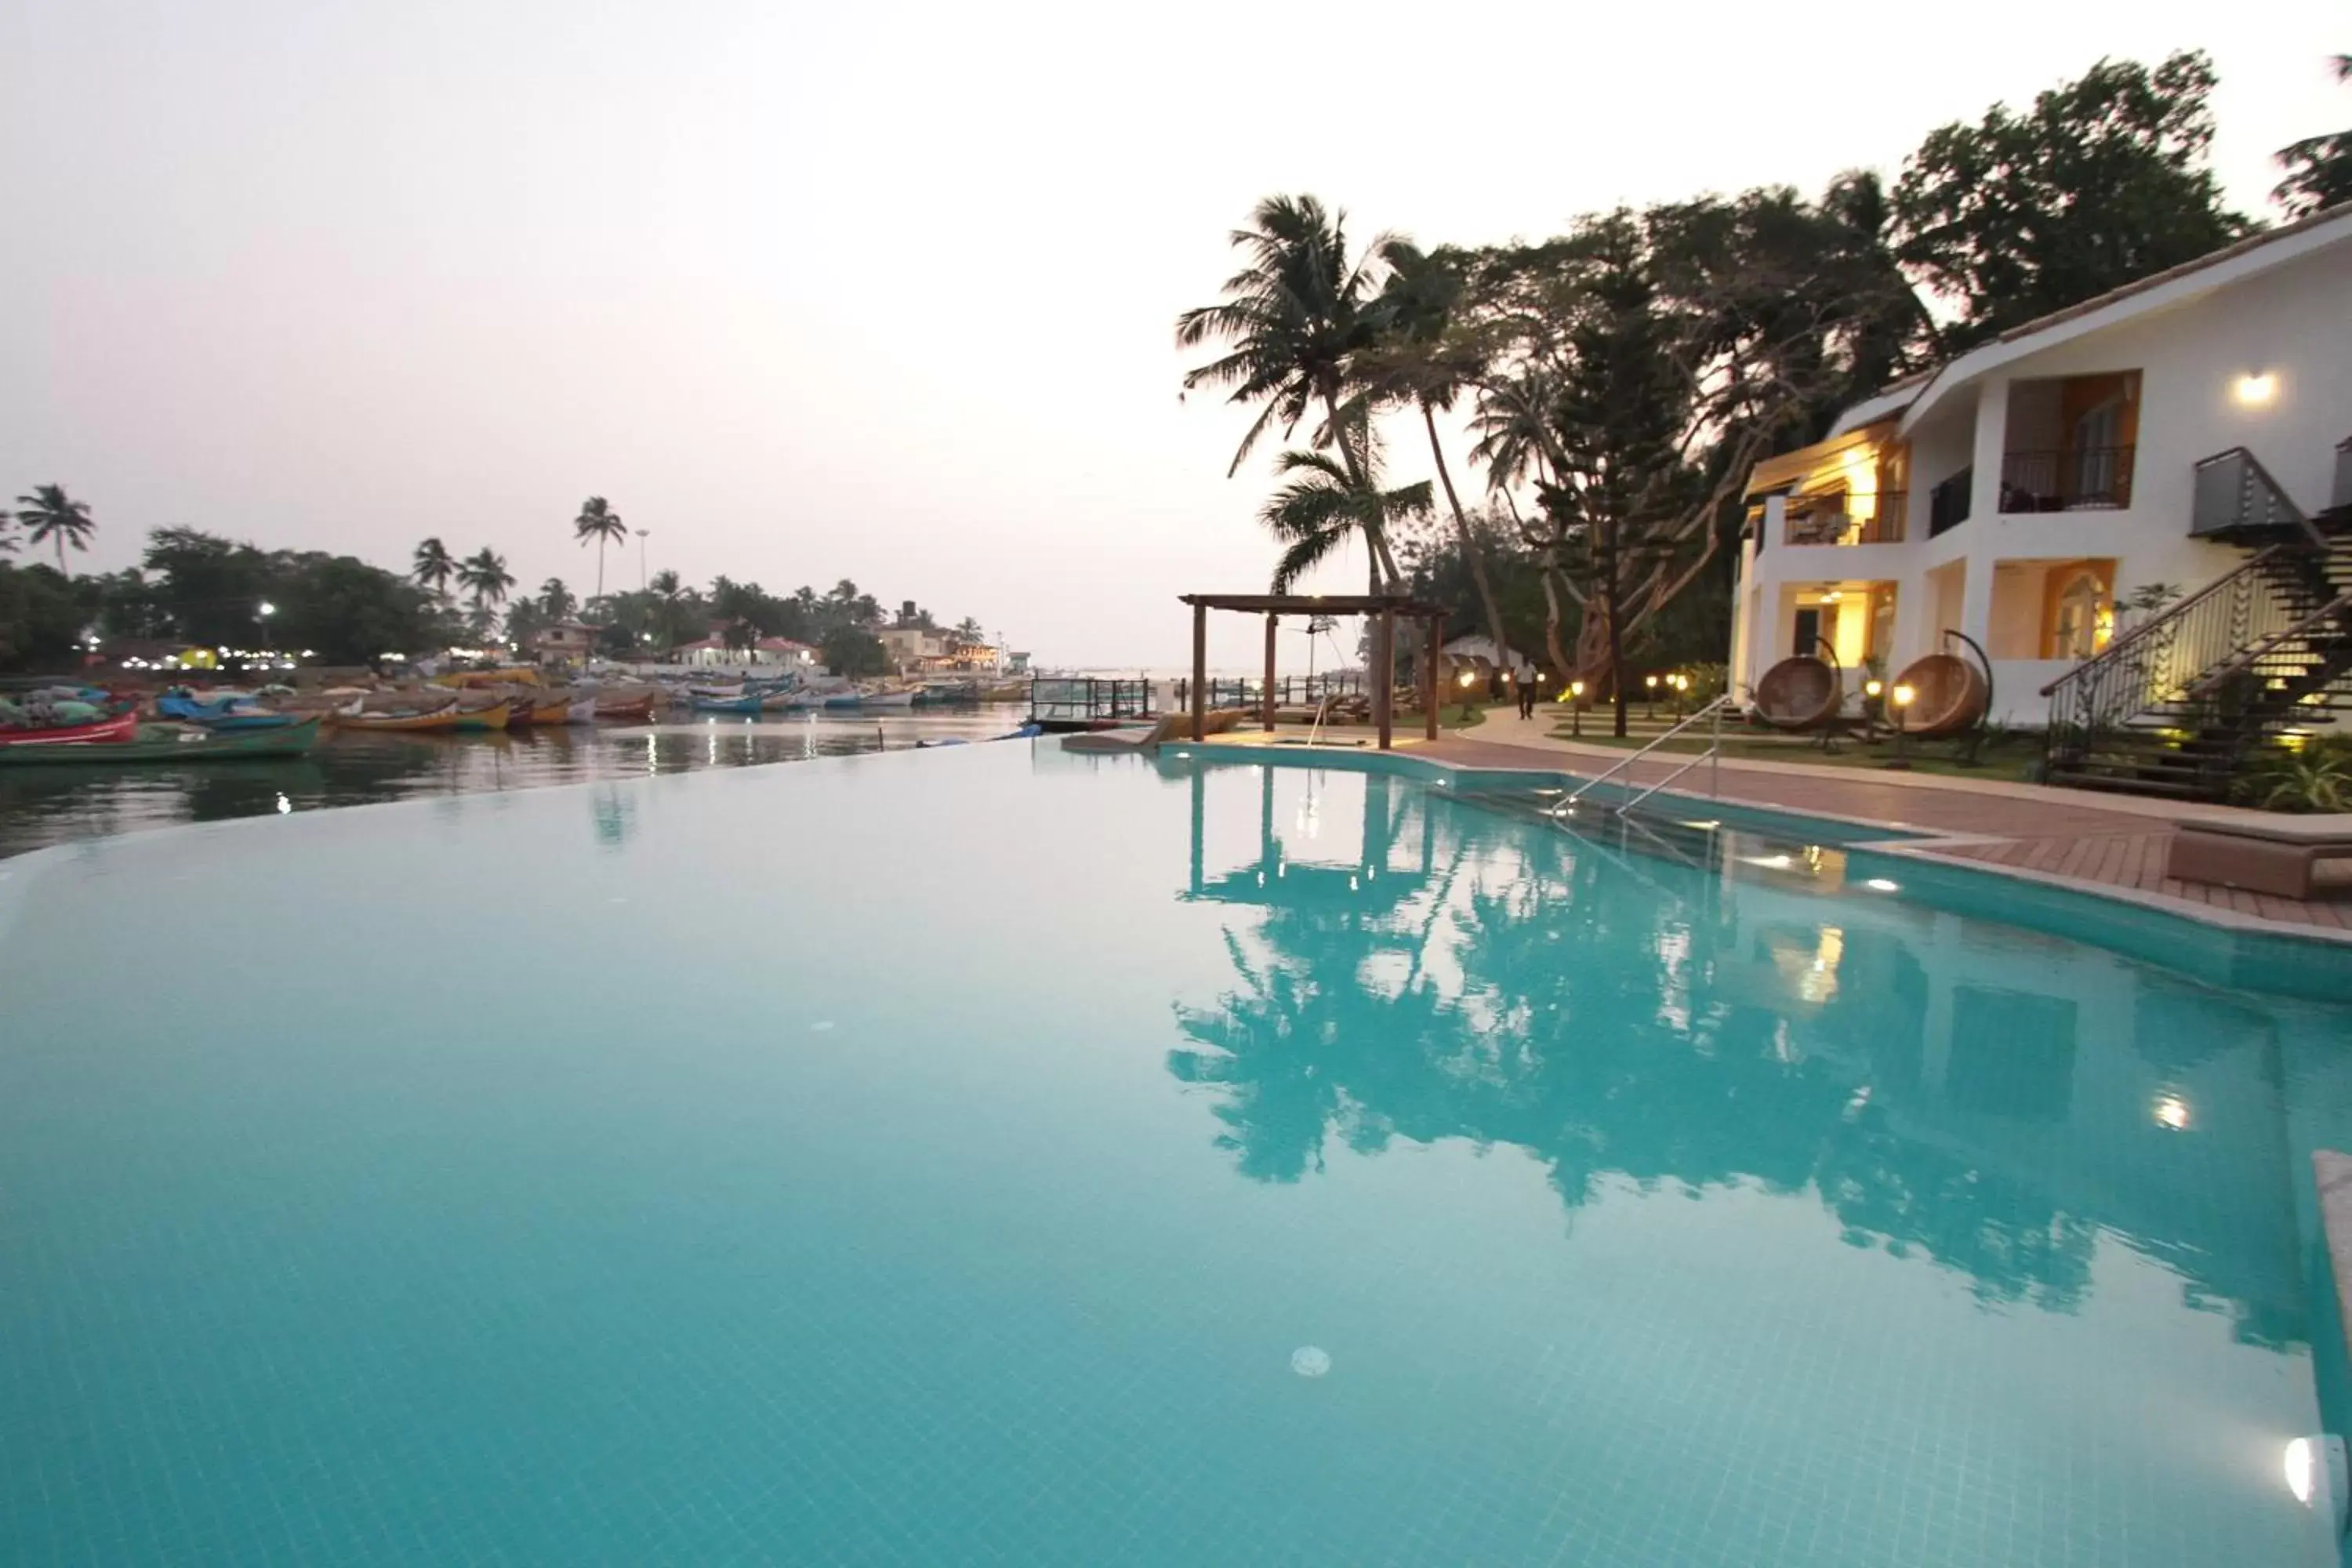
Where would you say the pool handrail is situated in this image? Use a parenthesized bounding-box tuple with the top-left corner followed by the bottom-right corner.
(1552, 694, 1734, 814)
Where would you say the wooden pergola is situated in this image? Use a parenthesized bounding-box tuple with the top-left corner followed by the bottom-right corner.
(1178, 593, 1453, 750)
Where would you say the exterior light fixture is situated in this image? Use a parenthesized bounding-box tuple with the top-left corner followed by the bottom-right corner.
(2234, 372, 2278, 407)
(1864, 679, 1884, 699)
(1567, 678, 1587, 736)
(258, 601, 275, 617)
(1864, 877, 1900, 892)
(1892, 684, 1915, 708)
(1884, 684, 1918, 771)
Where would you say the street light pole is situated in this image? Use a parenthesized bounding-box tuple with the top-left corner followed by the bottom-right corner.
(635, 529, 650, 594)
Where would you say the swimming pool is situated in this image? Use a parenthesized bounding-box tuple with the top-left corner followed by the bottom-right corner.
(5, 742, 2350, 1564)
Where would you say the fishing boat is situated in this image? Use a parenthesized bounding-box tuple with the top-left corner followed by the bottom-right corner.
(566, 697, 601, 725)
(692, 691, 764, 714)
(512, 695, 574, 726)
(860, 687, 920, 709)
(593, 692, 659, 723)
(0, 711, 140, 747)
(0, 717, 325, 766)
(330, 692, 463, 733)
(451, 700, 512, 731)
(822, 691, 865, 710)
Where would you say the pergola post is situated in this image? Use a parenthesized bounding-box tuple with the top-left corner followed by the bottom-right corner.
(1374, 606, 1395, 751)
(1190, 602, 1207, 742)
(1261, 613, 1279, 731)
(1423, 615, 1440, 741)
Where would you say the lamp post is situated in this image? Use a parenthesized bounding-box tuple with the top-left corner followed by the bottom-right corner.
(1569, 678, 1585, 738)
(1644, 673, 1658, 720)
(1884, 683, 1915, 769)
(1669, 672, 1687, 719)
(257, 600, 276, 659)
(635, 529, 650, 594)
(1862, 677, 1883, 742)
(1457, 668, 1478, 723)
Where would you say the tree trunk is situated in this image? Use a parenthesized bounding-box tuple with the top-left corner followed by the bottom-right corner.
(1539, 568, 1573, 676)
(1423, 403, 1508, 661)
(595, 540, 607, 605)
(1601, 521, 1628, 739)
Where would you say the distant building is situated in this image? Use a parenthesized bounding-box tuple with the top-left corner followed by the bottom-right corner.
(1440, 633, 1523, 677)
(531, 620, 598, 670)
(877, 626, 946, 671)
(669, 633, 818, 670)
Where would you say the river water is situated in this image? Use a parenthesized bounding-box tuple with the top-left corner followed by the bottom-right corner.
(0, 707, 1029, 859)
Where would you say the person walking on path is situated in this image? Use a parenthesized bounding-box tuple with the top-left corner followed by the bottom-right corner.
(1516, 662, 1538, 720)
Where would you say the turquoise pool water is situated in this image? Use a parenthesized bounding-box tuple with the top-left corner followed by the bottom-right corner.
(5, 744, 2351, 1565)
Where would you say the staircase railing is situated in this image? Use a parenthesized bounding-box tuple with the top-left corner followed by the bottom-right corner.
(2041, 547, 2305, 762)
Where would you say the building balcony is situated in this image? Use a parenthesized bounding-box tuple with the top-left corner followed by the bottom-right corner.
(1998, 447, 2135, 513)
(1783, 492, 1906, 546)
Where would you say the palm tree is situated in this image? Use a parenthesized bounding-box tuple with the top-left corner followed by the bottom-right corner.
(457, 546, 514, 636)
(573, 497, 626, 604)
(539, 578, 576, 620)
(15, 485, 95, 575)
(411, 537, 457, 599)
(1177, 194, 1403, 589)
(649, 568, 685, 647)
(1365, 241, 1513, 661)
(1258, 423, 1432, 594)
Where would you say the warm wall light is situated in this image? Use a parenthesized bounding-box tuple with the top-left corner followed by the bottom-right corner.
(1892, 684, 1915, 708)
(2235, 372, 2278, 406)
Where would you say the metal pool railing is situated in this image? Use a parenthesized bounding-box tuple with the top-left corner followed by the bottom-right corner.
(1551, 695, 1733, 815)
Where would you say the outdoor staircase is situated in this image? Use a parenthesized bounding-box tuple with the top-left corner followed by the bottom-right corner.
(2041, 445, 2352, 801)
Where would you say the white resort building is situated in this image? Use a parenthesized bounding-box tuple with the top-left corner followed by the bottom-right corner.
(1730, 204, 2352, 797)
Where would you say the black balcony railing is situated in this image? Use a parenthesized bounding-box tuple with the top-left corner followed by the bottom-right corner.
(1928, 470, 1972, 536)
(1999, 446, 2135, 511)
(1783, 492, 1905, 546)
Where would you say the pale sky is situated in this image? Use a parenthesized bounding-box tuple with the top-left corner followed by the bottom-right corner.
(3, 1, 2346, 667)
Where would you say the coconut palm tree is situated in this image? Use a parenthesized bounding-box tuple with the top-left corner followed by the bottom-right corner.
(573, 497, 626, 604)
(411, 537, 457, 599)
(1364, 241, 1513, 660)
(649, 568, 686, 647)
(539, 578, 576, 620)
(457, 546, 514, 636)
(1177, 194, 1403, 589)
(15, 485, 95, 575)
(1258, 423, 1432, 594)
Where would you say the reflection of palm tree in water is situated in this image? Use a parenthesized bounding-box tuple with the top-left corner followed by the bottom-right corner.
(1167, 772, 2294, 1334)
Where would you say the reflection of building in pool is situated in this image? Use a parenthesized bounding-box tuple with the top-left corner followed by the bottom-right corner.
(1165, 770, 2303, 1345)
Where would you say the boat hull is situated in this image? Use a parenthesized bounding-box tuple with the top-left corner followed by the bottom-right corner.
(0, 712, 139, 746)
(0, 717, 325, 766)
(451, 702, 512, 731)
(331, 708, 460, 733)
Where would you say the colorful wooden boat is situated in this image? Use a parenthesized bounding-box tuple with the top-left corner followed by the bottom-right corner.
(451, 701, 512, 731)
(593, 693, 659, 723)
(511, 696, 573, 726)
(566, 697, 601, 725)
(0, 711, 140, 747)
(0, 717, 325, 766)
(691, 691, 763, 714)
(330, 706, 461, 733)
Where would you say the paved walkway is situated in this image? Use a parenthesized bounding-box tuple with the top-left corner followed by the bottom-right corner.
(1210, 710, 2352, 935)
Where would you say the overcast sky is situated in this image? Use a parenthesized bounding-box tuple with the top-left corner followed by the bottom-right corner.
(3, 2, 2346, 668)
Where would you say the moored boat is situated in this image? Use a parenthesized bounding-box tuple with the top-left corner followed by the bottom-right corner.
(593, 692, 659, 723)
(451, 700, 512, 731)
(692, 691, 764, 714)
(566, 697, 600, 724)
(0, 717, 325, 766)
(0, 711, 140, 746)
(860, 687, 919, 709)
